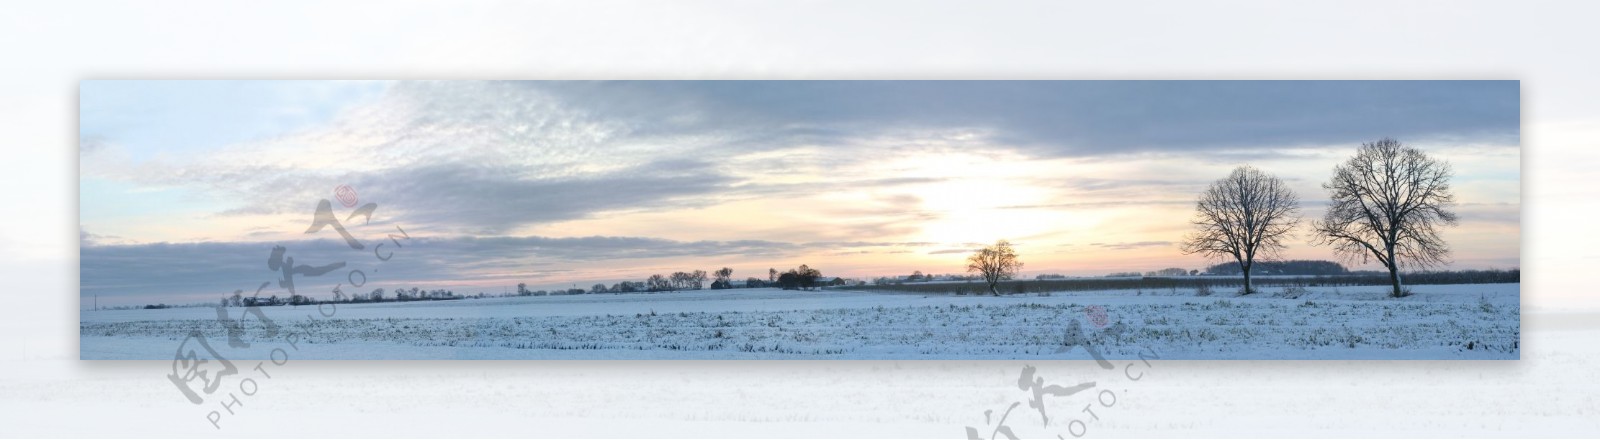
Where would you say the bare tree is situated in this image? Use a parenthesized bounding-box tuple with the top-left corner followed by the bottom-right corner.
(711, 267, 734, 289)
(967, 240, 1023, 296)
(775, 265, 823, 290)
(1312, 138, 1457, 297)
(796, 264, 820, 290)
(690, 270, 708, 290)
(1179, 165, 1301, 295)
(647, 274, 672, 292)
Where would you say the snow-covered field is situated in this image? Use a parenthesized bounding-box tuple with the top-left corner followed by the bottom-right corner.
(79, 283, 1520, 360)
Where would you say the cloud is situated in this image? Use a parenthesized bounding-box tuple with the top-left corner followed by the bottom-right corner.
(363, 159, 735, 234)
(1087, 241, 1174, 250)
(1454, 202, 1521, 226)
(801, 241, 938, 248)
(1000, 200, 1194, 210)
(507, 80, 1521, 156)
(927, 248, 977, 255)
(79, 137, 110, 154)
(82, 80, 1519, 237)
(78, 226, 121, 247)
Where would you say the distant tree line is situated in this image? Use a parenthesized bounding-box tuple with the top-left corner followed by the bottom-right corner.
(846, 268, 1519, 296)
(502, 264, 841, 297)
(217, 286, 462, 308)
(1203, 260, 1350, 276)
(871, 270, 984, 285)
(1146, 267, 1193, 277)
(138, 264, 828, 309)
(1085, 261, 1347, 279)
(514, 283, 590, 296)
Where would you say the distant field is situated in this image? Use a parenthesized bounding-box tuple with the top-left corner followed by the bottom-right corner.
(80, 283, 1520, 360)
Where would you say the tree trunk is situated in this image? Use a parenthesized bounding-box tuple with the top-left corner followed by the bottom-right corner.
(1386, 246, 1404, 297)
(1242, 265, 1253, 295)
(1388, 263, 1404, 297)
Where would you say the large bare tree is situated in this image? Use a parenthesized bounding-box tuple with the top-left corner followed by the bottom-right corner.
(1180, 165, 1301, 295)
(967, 240, 1023, 296)
(1312, 138, 1458, 297)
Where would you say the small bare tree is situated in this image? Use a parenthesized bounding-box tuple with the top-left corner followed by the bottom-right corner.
(1180, 165, 1301, 295)
(967, 240, 1023, 296)
(1312, 138, 1457, 297)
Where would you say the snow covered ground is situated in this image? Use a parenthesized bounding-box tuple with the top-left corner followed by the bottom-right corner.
(79, 283, 1520, 360)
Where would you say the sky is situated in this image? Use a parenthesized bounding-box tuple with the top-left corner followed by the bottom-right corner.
(78, 80, 1521, 306)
